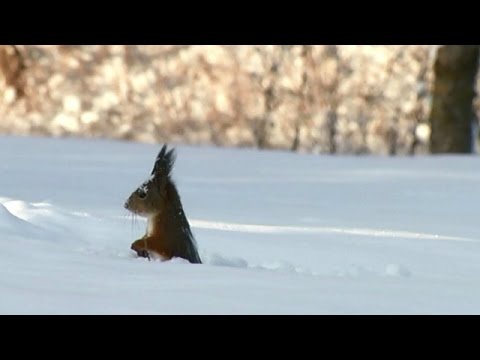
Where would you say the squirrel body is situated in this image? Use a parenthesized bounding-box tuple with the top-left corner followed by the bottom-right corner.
(124, 145, 202, 264)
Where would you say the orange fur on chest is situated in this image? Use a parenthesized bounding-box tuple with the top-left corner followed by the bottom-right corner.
(130, 215, 172, 260)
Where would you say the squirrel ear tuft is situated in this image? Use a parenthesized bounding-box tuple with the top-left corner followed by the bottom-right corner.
(151, 144, 168, 175)
(151, 144, 176, 177)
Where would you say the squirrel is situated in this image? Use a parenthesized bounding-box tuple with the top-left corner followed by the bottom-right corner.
(124, 144, 202, 264)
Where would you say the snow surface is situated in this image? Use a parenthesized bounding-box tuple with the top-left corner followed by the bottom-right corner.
(1, 135, 480, 314)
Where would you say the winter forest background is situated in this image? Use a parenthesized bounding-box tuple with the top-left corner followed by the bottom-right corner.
(1, 45, 478, 155)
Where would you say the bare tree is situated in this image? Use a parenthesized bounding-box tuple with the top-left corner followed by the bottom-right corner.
(0, 45, 26, 99)
(250, 46, 288, 149)
(318, 45, 344, 154)
(291, 45, 313, 151)
(429, 45, 480, 154)
(407, 48, 431, 155)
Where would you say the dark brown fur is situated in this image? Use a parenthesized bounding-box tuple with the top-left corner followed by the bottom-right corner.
(124, 145, 202, 264)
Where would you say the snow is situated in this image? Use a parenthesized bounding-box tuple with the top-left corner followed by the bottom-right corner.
(1, 135, 480, 314)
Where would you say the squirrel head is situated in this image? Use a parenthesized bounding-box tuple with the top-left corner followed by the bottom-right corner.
(124, 144, 176, 217)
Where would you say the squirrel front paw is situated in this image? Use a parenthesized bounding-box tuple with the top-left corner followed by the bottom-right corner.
(138, 249, 149, 258)
(131, 239, 149, 258)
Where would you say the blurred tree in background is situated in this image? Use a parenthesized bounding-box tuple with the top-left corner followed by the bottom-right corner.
(429, 45, 479, 154)
(0, 45, 478, 155)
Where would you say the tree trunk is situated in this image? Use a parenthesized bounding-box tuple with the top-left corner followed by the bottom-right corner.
(429, 45, 479, 153)
(0, 45, 26, 98)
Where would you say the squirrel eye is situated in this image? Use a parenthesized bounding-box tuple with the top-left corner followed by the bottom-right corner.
(137, 190, 147, 199)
